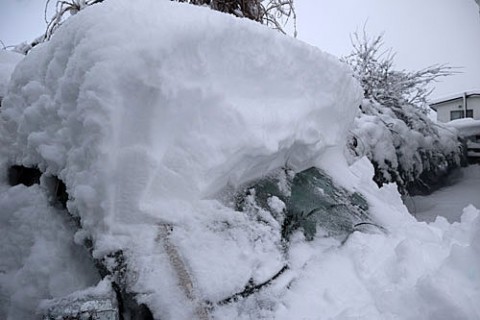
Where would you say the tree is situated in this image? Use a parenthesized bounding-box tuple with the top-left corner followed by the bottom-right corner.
(342, 31, 454, 112)
(13, 0, 295, 54)
(343, 31, 464, 195)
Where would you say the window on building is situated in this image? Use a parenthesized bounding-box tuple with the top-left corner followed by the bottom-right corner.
(450, 109, 474, 120)
(451, 110, 464, 120)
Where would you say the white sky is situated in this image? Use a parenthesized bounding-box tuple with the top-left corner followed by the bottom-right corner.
(1, 0, 480, 99)
(295, 0, 480, 98)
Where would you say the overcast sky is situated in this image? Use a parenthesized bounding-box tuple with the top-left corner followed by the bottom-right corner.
(1, 0, 479, 99)
(295, 0, 480, 98)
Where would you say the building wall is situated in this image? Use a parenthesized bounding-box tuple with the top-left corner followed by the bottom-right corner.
(434, 95, 480, 122)
(469, 96, 480, 120)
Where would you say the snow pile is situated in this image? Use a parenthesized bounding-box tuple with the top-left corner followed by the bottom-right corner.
(262, 159, 480, 319)
(0, 0, 479, 319)
(0, 182, 99, 318)
(0, 0, 361, 318)
(271, 205, 480, 320)
(0, 0, 359, 216)
(348, 99, 462, 194)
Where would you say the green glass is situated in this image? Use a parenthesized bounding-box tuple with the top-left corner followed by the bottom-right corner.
(236, 167, 372, 241)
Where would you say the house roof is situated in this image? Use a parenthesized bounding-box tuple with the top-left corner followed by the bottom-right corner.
(429, 90, 480, 110)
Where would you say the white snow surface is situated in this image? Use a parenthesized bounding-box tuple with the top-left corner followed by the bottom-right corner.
(0, 1, 479, 319)
(348, 99, 461, 189)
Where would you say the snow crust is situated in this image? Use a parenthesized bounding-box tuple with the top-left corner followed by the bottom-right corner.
(265, 157, 480, 320)
(0, 0, 479, 319)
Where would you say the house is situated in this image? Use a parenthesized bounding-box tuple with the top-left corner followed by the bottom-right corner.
(429, 90, 480, 123)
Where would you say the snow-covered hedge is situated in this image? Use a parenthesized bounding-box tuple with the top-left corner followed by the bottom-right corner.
(348, 99, 464, 195)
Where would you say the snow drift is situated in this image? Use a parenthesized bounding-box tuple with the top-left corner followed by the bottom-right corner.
(0, 0, 479, 319)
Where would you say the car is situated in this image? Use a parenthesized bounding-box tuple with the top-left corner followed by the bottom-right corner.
(447, 118, 480, 163)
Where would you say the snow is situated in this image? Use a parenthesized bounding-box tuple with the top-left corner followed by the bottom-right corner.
(447, 118, 480, 137)
(0, 0, 479, 319)
(39, 278, 118, 319)
(0, 182, 100, 318)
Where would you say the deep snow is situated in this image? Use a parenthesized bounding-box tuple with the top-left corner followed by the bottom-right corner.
(0, 1, 479, 319)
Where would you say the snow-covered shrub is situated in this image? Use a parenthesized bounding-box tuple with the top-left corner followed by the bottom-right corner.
(348, 99, 463, 195)
(343, 32, 463, 195)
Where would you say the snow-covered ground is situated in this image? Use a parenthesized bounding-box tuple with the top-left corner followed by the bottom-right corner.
(407, 164, 480, 222)
(1, 1, 480, 319)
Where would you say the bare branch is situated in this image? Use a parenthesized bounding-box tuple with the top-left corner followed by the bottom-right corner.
(35, 0, 295, 53)
(342, 31, 458, 111)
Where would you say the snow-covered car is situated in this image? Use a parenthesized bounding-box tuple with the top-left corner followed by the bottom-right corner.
(447, 118, 480, 162)
(1, 1, 479, 319)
